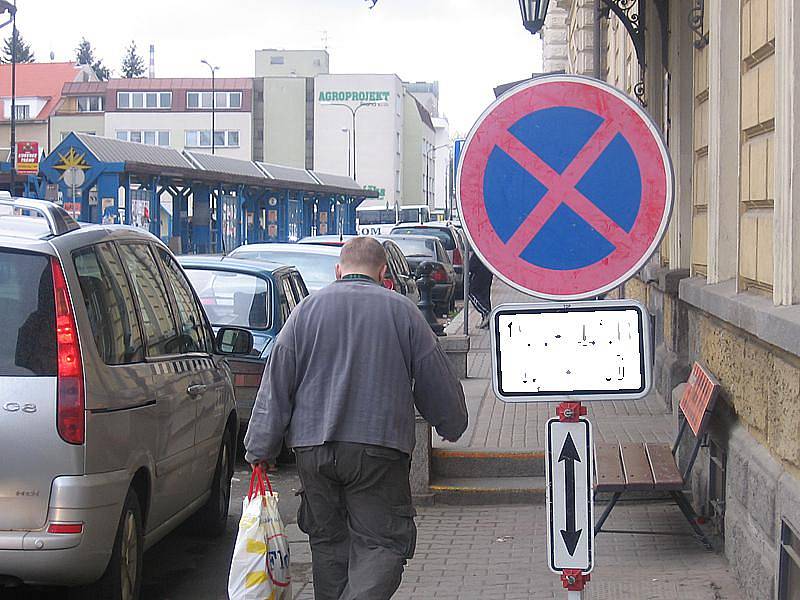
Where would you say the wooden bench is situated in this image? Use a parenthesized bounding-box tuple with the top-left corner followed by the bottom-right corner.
(594, 362, 720, 549)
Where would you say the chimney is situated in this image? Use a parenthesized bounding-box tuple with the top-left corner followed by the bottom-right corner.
(149, 44, 155, 78)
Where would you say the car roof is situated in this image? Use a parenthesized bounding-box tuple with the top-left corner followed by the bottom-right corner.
(178, 255, 296, 276)
(298, 235, 355, 244)
(230, 243, 341, 257)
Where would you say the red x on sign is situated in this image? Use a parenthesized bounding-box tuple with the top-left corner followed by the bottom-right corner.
(457, 75, 674, 300)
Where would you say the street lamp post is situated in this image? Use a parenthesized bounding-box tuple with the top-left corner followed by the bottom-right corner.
(326, 102, 375, 182)
(341, 128, 352, 177)
(200, 59, 219, 154)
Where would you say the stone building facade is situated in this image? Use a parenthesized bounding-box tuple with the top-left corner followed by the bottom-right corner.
(546, 1, 800, 598)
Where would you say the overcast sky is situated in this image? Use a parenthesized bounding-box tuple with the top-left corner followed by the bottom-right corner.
(25, 0, 542, 136)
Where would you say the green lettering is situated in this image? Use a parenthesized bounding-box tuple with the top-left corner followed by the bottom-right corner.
(319, 91, 325, 101)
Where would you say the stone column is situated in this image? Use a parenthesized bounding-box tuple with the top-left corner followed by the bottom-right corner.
(706, 0, 741, 284)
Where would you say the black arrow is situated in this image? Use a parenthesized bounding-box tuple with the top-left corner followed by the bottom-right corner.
(558, 432, 582, 556)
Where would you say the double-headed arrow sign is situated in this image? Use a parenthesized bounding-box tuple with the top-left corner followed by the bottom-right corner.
(546, 418, 593, 573)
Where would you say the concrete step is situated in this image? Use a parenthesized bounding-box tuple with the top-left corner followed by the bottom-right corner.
(430, 477, 546, 505)
(432, 448, 545, 479)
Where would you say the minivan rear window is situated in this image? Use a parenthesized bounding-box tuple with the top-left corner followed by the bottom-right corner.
(0, 250, 56, 376)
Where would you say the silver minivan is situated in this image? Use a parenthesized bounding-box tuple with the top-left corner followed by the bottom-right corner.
(0, 199, 253, 598)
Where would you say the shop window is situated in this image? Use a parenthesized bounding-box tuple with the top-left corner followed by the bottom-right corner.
(779, 520, 800, 600)
(270, 56, 284, 65)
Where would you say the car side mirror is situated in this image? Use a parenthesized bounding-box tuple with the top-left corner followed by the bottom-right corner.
(216, 327, 254, 355)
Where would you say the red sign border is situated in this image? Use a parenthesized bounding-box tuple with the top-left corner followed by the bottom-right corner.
(456, 75, 674, 301)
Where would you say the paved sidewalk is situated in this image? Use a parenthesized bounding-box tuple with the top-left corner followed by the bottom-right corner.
(289, 501, 741, 599)
(440, 280, 674, 451)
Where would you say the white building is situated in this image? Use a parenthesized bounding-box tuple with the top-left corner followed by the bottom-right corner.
(314, 73, 406, 210)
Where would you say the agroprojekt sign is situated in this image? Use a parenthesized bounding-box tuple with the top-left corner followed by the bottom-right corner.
(318, 90, 390, 104)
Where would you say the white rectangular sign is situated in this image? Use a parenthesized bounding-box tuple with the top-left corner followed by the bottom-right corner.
(546, 418, 593, 573)
(490, 300, 652, 402)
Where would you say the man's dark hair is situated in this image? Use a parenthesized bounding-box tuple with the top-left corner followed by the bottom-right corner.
(339, 237, 387, 272)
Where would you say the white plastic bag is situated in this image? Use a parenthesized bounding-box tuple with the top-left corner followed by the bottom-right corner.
(228, 467, 291, 600)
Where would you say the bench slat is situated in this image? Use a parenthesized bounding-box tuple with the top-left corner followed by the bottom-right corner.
(645, 444, 684, 490)
(620, 443, 654, 491)
(594, 443, 626, 492)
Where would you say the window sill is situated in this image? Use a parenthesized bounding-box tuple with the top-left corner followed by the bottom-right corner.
(679, 277, 800, 357)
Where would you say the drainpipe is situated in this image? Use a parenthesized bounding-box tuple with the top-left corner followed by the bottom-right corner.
(593, 0, 602, 79)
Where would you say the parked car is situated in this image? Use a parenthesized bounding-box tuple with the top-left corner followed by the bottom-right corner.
(299, 235, 420, 304)
(0, 198, 253, 597)
(388, 234, 456, 316)
(390, 222, 466, 297)
(179, 256, 308, 429)
(228, 243, 340, 292)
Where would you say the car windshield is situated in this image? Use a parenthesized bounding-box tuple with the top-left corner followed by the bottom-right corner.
(392, 227, 455, 250)
(184, 268, 270, 330)
(390, 238, 436, 258)
(232, 250, 339, 290)
(0, 250, 56, 376)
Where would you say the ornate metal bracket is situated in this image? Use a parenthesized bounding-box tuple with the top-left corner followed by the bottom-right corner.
(688, 0, 709, 49)
(599, 0, 647, 106)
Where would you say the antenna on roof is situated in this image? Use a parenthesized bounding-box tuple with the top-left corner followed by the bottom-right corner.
(321, 30, 328, 51)
(49, 51, 55, 61)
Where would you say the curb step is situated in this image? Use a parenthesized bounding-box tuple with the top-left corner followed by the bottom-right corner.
(432, 448, 545, 479)
(430, 477, 546, 506)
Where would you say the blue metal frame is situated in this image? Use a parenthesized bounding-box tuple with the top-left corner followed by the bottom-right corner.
(34, 133, 368, 253)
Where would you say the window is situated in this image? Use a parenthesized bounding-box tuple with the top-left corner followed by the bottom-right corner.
(77, 96, 103, 112)
(185, 129, 240, 148)
(270, 55, 285, 65)
(117, 91, 171, 109)
(14, 105, 30, 120)
(157, 250, 210, 353)
(780, 520, 800, 600)
(116, 130, 170, 146)
(185, 268, 270, 330)
(117, 243, 180, 358)
(73, 243, 144, 365)
(0, 250, 56, 376)
(186, 91, 242, 110)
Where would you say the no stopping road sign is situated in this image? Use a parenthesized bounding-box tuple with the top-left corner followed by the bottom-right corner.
(456, 75, 674, 300)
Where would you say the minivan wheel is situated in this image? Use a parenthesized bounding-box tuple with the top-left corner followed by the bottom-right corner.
(196, 429, 233, 537)
(82, 489, 143, 600)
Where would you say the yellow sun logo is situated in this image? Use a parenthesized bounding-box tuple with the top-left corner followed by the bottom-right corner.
(54, 147, 90, 173)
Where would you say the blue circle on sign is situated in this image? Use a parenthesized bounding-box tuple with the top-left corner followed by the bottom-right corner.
(483, 106, 642, 271)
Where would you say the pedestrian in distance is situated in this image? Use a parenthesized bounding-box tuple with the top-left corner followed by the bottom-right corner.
(245, 236, 468, 600)
(469, 251, 494, 329)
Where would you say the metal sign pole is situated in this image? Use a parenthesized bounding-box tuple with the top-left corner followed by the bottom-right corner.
(556, 402, 591, 600)
(463, 245, 470, 335)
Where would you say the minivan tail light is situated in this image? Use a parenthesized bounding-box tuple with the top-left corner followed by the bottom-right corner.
(51, 257, 85, 446)
(453, 247, 463, 267)
(47, 522, 83, 535)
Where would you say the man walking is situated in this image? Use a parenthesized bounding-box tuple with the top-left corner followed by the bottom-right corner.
(468, 252, 494, 329)
(245, 237, 468, 600)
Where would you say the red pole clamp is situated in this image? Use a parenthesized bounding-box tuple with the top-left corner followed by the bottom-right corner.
(561, 569, 590, 591)
(557, 402, 587, 422)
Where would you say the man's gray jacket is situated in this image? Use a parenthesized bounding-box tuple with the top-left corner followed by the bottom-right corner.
(244, 277, 468, 462)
